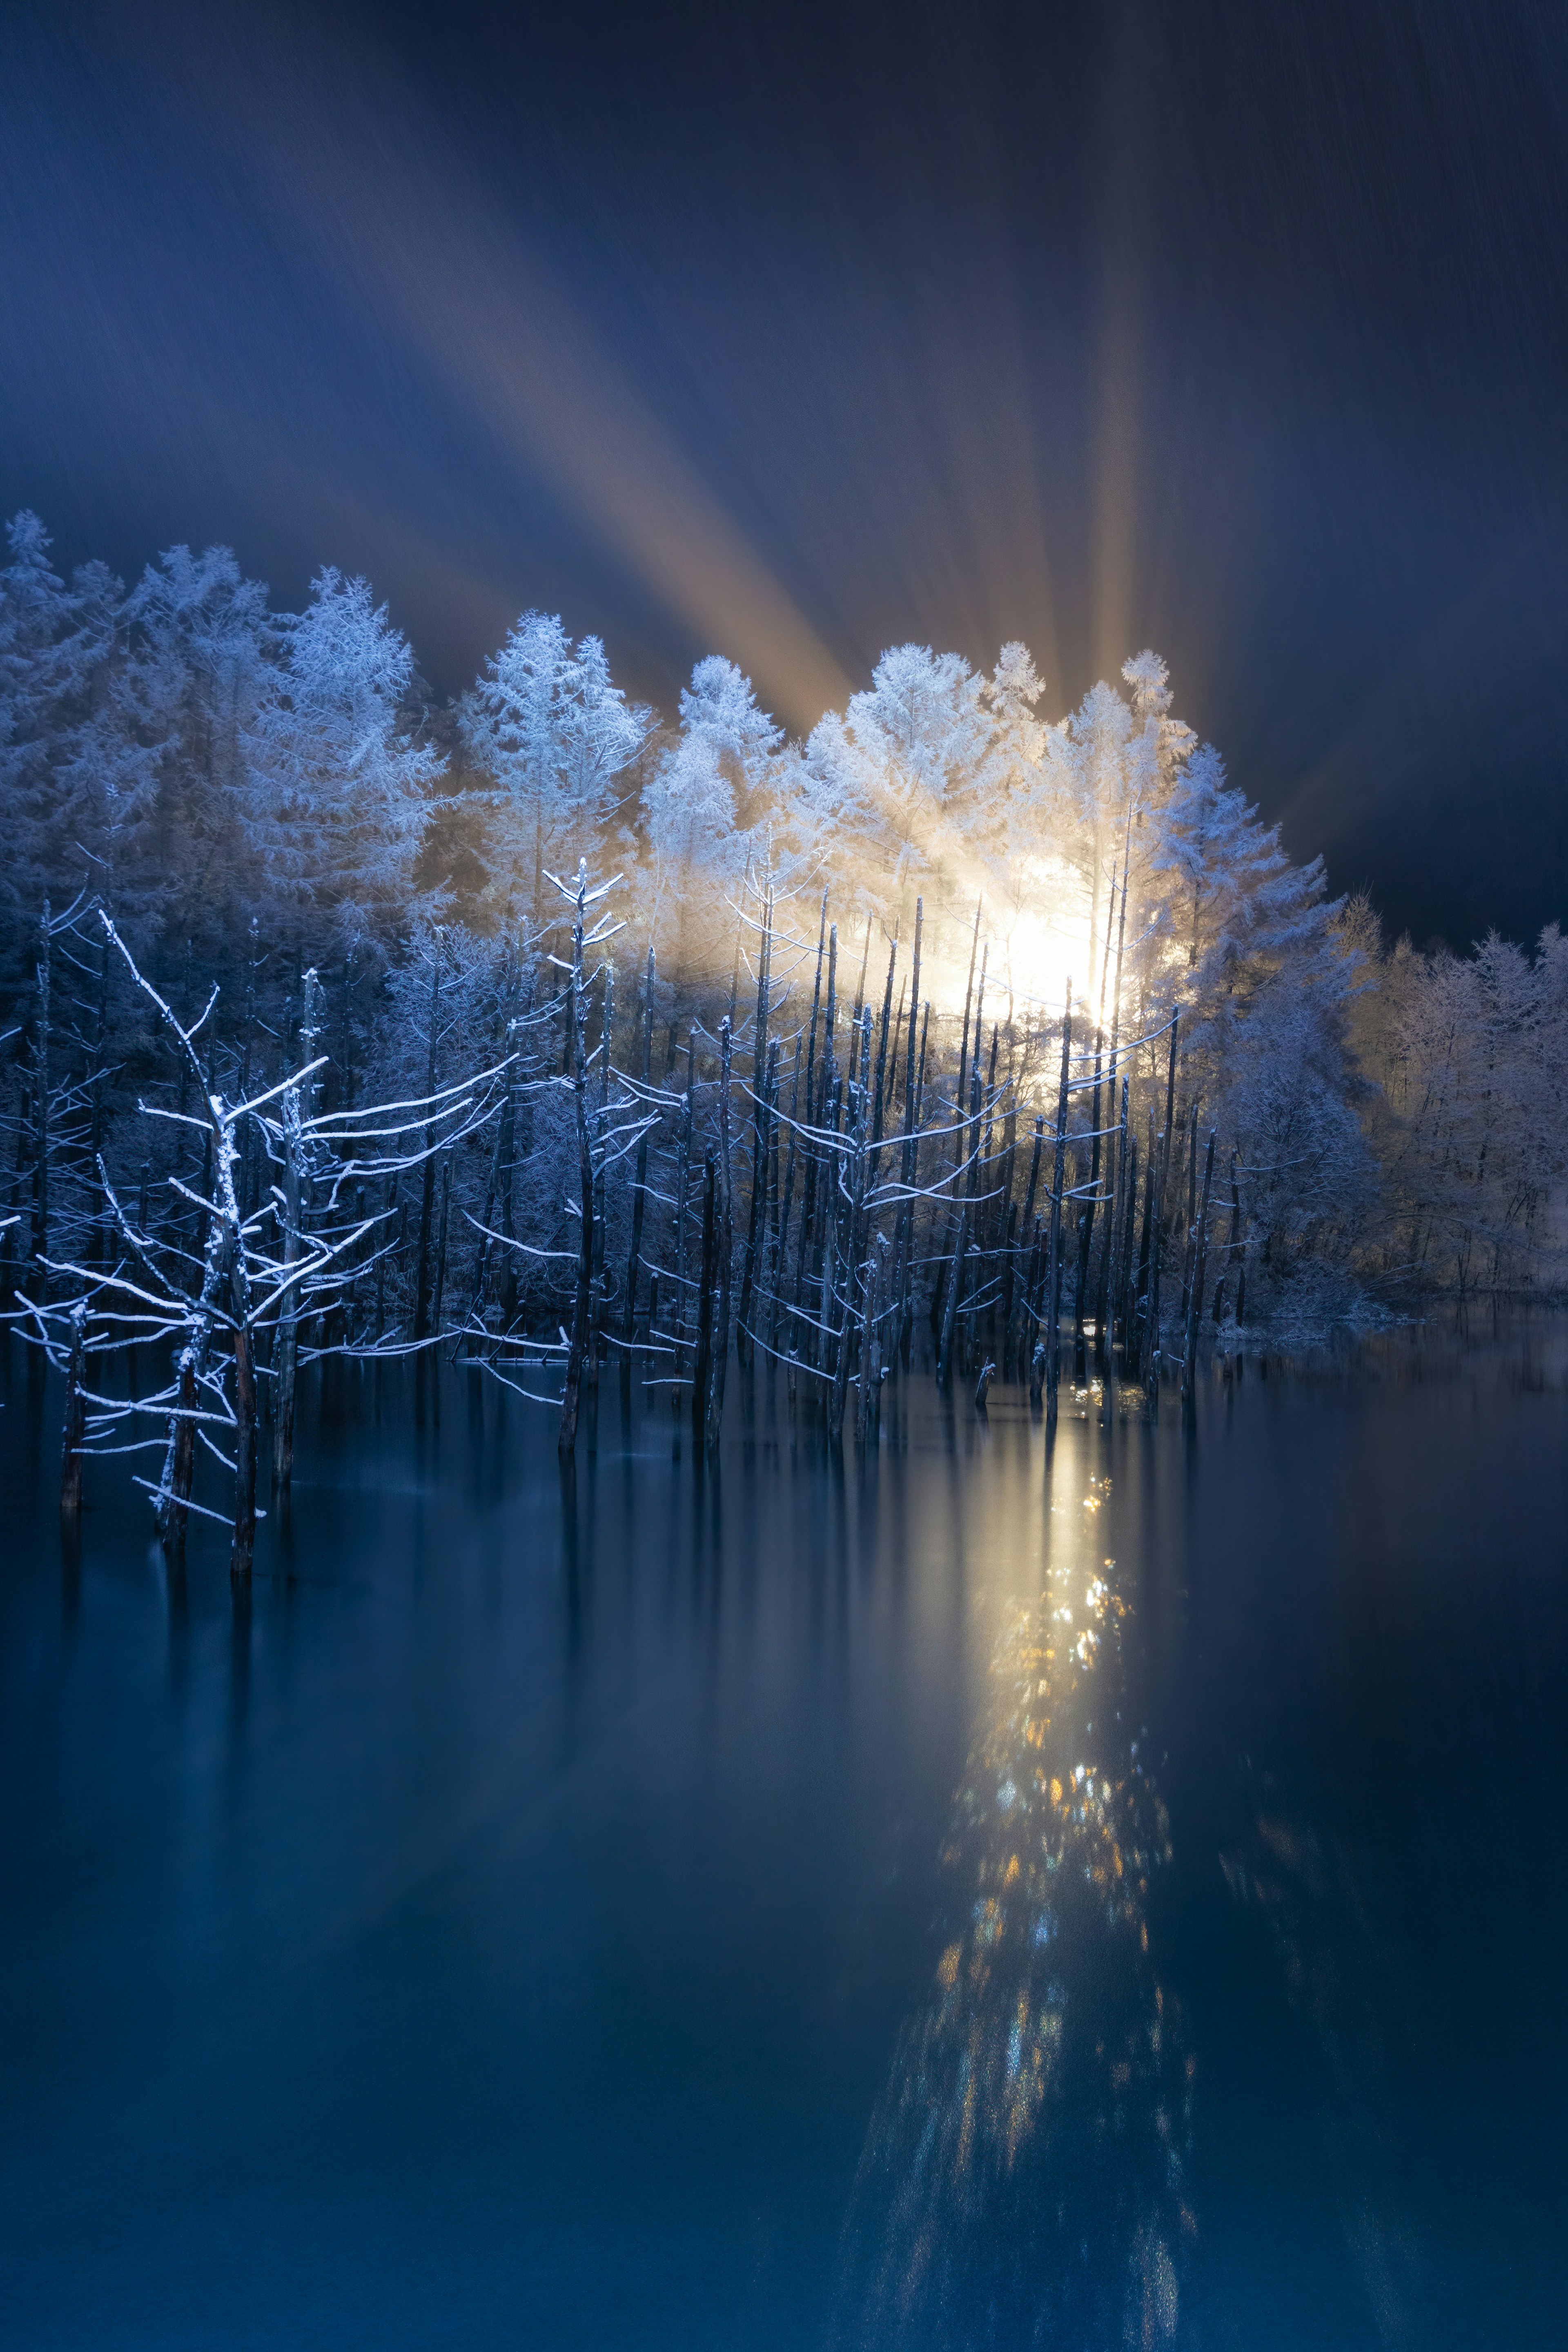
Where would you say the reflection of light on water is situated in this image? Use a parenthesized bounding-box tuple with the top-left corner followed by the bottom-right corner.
(837, 1483, 1194, 2350)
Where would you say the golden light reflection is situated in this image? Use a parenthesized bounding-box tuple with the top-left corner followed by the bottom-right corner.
(836, 1473, 1193, 2348)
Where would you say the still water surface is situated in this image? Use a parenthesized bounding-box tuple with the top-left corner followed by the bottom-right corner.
(2, 1329, 1566, 2349)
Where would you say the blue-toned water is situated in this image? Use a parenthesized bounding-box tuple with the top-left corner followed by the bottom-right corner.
(2, 1327, 1565, 2348)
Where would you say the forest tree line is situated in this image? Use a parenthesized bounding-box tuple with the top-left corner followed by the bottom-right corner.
(4, 500, 1565, 1483)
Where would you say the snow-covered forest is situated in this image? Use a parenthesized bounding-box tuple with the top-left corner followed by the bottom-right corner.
(4, 509, 1566, 1532)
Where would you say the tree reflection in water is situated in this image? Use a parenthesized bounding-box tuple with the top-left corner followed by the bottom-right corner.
(837, 1469, 1194, 2351)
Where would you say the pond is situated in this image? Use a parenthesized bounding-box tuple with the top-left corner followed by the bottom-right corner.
(2, 1326, 1565, 2349)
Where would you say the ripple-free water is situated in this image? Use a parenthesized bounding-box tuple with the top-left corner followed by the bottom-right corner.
(2, 1326, 1565, 2349)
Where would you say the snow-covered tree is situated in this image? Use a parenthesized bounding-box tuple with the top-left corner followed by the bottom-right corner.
(982, 641, 1047, 810)
(846, 643, 992, 914)
(1148, 742, 1337, 1007)
(112, 542, 272, 947)
(0, 513, 120, 953)
(785, 642, 998, 972)
(245, 568, 442, 947)
(788, 710, 886, 925)
(462, 609, 566, 923)
(1040, 679, 1139, 987)
(677, 655, 782, 801)
(976, 641, 1058, 999)
(461, 610, 646, 926)
(1350, 917, 1568, 1293)
(11, 505, 1568, 1342)
(557, 633, 649, 852)
(1134, 736, 1373, 1312)
(641, 657, 782, 966)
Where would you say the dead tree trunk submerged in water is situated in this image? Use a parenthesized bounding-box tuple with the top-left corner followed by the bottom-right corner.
(1181, 1129, 1217, 1415)
(558, 871, 596, 1457)
(58, 1298, 86, 1520)
(272, 1090, 303, 1490)
(705, 1016, 734, 1454)
(830, 1008, 873, 1446)
(736, 893, 773, 1363)
(623, 946, 656, 1342)
(938, 946, 985, 1389)
(895, 898, 923, 1367)
(692, 1151, 717, 1428)
(1145, 1008, 1180, 1407)
(414, 947, 443, 1343)
(1043, 988, 1072, 1425)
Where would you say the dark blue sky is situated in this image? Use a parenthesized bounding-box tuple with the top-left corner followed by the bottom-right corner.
(3, 0, 1564, 947)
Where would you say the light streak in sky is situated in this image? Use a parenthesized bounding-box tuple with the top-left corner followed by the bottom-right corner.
(198, 24, 855, 735)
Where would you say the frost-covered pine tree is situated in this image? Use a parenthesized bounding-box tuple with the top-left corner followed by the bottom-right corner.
(641, 657, 780, 964)
(982, 641, 1047, 811)
(0, 513, 120, 956)
(462, 611, 646, 927)
(676, 654, 783, 790)
(978, 641, 1053, 992)
(462, 609, 566, 924)
(1151, 742, 1335, 1000)
(557, 631, 650, 862)
(1120, 650, 1194, 803)
(790, 710, 886, 927)
(1147, 738, 1371, 1309)
(851, 643, 991, 917)
(1041, 678, 1140, 991)
(790, 643, 994, 960)
(1116, 650, 1194, 964)
(1352, 918, 1568, 1293)
(245, 568, 442, 948)
(113, 543, 272, 947)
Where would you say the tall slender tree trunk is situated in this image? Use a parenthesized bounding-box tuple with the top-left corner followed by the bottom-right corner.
(1044, 989, 1072, 1424)
(706, 1018, 734, 1451)
(273, 1098, 303, 1488)
(59, 1300, 87, 1519)
(588, 962, 614, 1383)
(432, 1155, 453, 1336)
(624, 946, 656, 1341)
(29, 904, 51, 1307)
(1182, 1131, 1217, 1413)
(89, 934, 111, 1273)
(737, 892, 773, 1359)
(893, 898, 922, 1365)
(938, 947, 985, 1385)
(414, 947, 442, 1342)
(830, 1013, 871, 1445)
(558, 874, 595, 1455)
(935, 903, 982, 1344)
(162, 1207, 228, 1566)
(1092, 863, 1131, 1359)
(1014, 1113, 1044, 1372)
(692, 1153, 717, 1429)
(1146, 1009, 1180, 1402)
(230, 1226, 258, 1580)
(771, 1035, 802, 1353)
